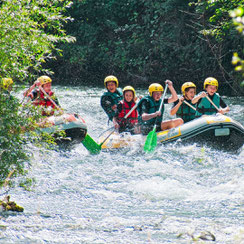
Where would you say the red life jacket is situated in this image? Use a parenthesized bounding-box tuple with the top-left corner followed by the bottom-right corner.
(34, 90, 56, 116)
(117, 100, 138, 125)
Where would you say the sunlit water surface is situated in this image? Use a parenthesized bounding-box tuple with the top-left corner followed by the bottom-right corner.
(0, 86, 243, 243)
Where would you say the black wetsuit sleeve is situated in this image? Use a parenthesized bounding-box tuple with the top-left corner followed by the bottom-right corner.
(140, 99, 150, 114)
(31, 90, 38, 100)
(163, 98, 169, 104)
(172, 99, 179, 107)
(220, 97, 227, 108)
(101, 95, 115, 120)
(114, 103, 122, 118)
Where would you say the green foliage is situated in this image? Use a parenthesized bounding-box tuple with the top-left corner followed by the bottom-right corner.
(230, 7, 244, 85)
(188, 0, 244, 94)
(0, 92, 31, 187)
(48, 0, 244, 95)
(0, 0, 75, 81)
(0, 0, 74, 189)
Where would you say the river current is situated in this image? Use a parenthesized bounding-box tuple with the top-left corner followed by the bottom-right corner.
(1, 86, 243, 243)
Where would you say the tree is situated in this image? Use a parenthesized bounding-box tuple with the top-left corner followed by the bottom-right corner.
(230, 6, 244, 86)
(188, 0, 244, 95)
(0, 0, 74, 189)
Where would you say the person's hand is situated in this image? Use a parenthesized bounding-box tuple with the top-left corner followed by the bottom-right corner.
(165, 80, 173, 87)
(111, 104, 117, 111)
(113, 121, 119, 129)
(217, 108, 225, 114)
(179, 96, 184, 104)
(34, 80, 42, 87)
(200, 92, 207, 98)
(155, 111, 161, 117)
(27, 92, 34, 99)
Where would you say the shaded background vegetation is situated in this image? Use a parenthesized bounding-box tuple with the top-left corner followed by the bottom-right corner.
(0, 0, 244, 190)
(47, 0, 244, 95)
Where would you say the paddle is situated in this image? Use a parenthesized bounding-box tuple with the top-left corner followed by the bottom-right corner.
(83, 99, 141, 154)
(206, 95, 219, 111)
(183, 100, 196, 111)
(39, 86, 63, 111)
(144, 84, 168, 152)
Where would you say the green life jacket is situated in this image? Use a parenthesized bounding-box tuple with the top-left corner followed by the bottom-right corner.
(195, 93, 220, 117)
(101, 88, 123, 121)
(176, 99, 196, 123)
(138, 95, 164, 126)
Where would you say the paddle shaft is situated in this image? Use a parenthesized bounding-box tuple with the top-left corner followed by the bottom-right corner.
(206, 95, 219, 111)
(124, 101, 139, 119)
(39, 86, 61, 110)
(183, 100, 196, 111)
(153, 83, 168, 128)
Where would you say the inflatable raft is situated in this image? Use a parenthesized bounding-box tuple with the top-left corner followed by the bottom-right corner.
(99, 115, 244, 152)
(40, 113, 87, 145)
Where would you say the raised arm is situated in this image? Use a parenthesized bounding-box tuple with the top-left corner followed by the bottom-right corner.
(192, 91, 207, 104)
(166, 80, 178, 103)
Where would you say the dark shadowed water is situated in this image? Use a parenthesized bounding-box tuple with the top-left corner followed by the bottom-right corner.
(1, 86, 243, 243)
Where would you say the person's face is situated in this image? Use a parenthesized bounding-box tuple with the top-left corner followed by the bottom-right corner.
(185, 88, 195, 100)
(152, 91, 162, 101)
(124, 91, 134, 102)
(43, 82, 51, 92)
(205, 85, 217, 96)
(106, 81, 116, 93)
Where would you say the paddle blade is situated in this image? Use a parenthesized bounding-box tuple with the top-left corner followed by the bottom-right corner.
(81, 133, 101, 154)
(144, 129, 157, 152)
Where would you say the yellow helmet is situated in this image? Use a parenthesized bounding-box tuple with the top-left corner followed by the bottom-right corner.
(204, 77, 218, 90)
(123, 86, 136, 97)
(37, 75, 52, 86)
(104, 75, 119, 88)
(181, 82, 196, 96)
(0, 78, 13, 90)
(148, 83, 164, 96)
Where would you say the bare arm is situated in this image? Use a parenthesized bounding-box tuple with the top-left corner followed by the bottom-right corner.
(142, 111, 161, 121)
(191, 92, 207, 104)
(23, 80, 42, 98)
(170, 97, 183, 116)
(166, 80, 178, 103)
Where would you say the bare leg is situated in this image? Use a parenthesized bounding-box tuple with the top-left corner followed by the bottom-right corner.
(161, 118, 183, 131)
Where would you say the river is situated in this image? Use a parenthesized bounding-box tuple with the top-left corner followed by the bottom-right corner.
(0, 86, 243, 243)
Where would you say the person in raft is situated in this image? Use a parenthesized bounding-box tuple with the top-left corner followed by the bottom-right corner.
(138, 80, 183, 135)
(23, 75, 61, 116)
(192, 77, 230, 117)
(113, 86, 140, 134)
(100, 75, 123, 122)
(170, 82, 197, 123)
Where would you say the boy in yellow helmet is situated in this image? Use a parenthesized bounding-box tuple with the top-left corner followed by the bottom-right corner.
(192, 77, 229, 117)
(170, 82, 196, 123)
(100, 75, 123, 122)
(138, 80, 183, 134)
